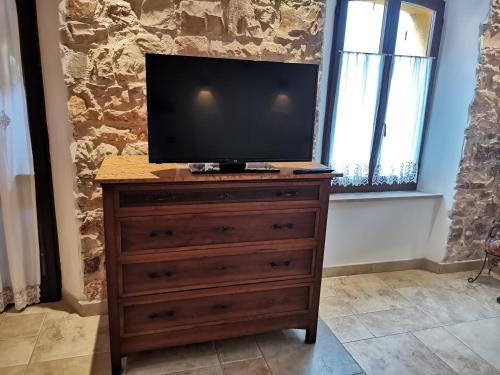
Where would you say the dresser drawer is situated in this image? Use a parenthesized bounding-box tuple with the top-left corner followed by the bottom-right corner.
(121, 284, 311, 335)
(121, 248, 314, 296)
(119, 210, 317, 253)
(119, 184, 320, 208)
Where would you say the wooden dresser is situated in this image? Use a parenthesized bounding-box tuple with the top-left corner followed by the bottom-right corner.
(96, 155, 336, 374)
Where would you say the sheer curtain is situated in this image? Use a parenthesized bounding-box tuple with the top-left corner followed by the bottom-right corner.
(330, 52, 383, 187)
(0, 0, 41, 312)
(373, 56, 432, 185)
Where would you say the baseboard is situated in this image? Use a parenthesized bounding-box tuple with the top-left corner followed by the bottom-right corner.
(322, 258, 484, 277)
(62, 289, 108, 317)
(421, 258, 485, 274)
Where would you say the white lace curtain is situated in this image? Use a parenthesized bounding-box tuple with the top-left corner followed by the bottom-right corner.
(373, 55, 432, 185)
(0, 0, 41, 312)
(330, 52, 432, 187)
(330, 52, 383, 186)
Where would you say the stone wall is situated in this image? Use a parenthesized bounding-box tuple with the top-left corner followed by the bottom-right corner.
(60, 0, 325, 299)
(446, 0, 500, 261)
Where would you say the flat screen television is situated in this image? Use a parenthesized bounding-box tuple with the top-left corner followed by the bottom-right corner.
(146, 54, 318, 167)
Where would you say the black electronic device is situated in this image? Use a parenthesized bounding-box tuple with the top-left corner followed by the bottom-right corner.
(146, 54, 319, 172)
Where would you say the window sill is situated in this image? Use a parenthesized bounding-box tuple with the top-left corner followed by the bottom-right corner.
(330, 191, 443, 203)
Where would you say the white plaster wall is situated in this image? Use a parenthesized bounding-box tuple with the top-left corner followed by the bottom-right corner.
(324, 197, 442, 266)
(418, 0, 491, 261)
(36, 0, 85, 300)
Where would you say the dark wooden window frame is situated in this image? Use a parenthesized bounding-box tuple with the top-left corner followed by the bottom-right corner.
(322, 0, 445, 193)
(14, 0, 62, 302)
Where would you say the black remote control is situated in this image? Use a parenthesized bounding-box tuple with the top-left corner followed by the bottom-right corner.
(293, 168, 335, 174)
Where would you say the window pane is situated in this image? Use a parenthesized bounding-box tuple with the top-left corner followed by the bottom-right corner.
(374, 56, 432, 185)
(344, 0, 386, 53)
(395, 2, 435, 57)
(330, 52, 384, 187)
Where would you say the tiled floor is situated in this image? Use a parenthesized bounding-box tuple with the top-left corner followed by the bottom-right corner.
(0, 270, 499, 375)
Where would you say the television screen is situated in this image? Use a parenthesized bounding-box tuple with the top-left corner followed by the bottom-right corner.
(146, 54, 318, 163)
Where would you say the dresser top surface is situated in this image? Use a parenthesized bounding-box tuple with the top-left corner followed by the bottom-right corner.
(96, 155, 339, 184)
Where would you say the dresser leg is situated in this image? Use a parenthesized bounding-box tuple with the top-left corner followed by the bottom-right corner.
(111, 352, 122, 374)
(305, 325, 317, 344)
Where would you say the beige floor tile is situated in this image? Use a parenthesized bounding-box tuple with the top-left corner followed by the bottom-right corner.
(30, 315, 109, 363)
(323, 315, 373, 343)
(340, 282, 412, 314)
(25, 352, 111, 375)
(256, 321, 362, 375)
(221, 358, 270, 375)
(397, 285, 498, 325)
(215, 336, 262, 364)
(0, 365, 27, 375)
(319, 295, 353, 319)
(170, 366, 224, 375)
(126, 342, 219, 375)
(375, 270, 437, 288)
(446, 317, 500, 371)
(326, 274, 388, 288)
(4, 301, 74, 318)
(320, 283, 337, 299)
(345, 333, 455, 375)
(0, 336, 37, 367)
(0, 313, 45, 339)
(414, 327, 498, 375)
(453, 276, 500, 315)
(356, 306, 441, 337)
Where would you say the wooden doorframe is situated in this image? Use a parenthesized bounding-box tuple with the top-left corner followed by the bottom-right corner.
(15, 0, 62, 302)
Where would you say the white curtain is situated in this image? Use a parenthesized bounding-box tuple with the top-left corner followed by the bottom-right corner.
(330, 52, 383, 187)
(0, 0, 41, 312)
(373, 56, 432, 185)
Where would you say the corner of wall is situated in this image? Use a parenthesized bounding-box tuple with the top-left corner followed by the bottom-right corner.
(417, 0, 493, 263)
(36, 0, 85, 301)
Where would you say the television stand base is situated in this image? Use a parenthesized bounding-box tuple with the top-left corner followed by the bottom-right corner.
(189, 162, 280, 174)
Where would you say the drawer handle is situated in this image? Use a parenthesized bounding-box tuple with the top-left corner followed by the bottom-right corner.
(215, 265, 231, 271)
(272, 223, 294, 230)
(276, 191, 298, 198)
(148, 311, 175, 319)
(270, 260, 292, 268)
(149, 230, 173, 238)
(218, 192, 232, 200)
(148, 271, 175, 279)
(213, 303, 231, 310)
(215, 225, 235, 233)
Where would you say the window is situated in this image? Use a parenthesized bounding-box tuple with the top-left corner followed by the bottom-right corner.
(322, 0, 444, 192)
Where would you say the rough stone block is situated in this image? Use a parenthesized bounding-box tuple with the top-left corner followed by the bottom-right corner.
(67, 21, 108, 45)
(66, 0, 98, 19)
(174, 36, 210, 55)
(139, 0, 176, 30)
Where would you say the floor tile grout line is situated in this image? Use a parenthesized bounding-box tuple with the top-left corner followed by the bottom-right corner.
(352, 306, 446, 340)
(23, 311, 48, 373)
(407, 331, 459, 375)
(442, 319, 500, 370)
(411, 329, 477, 375)
(218, 355, 265, 365)
(349, 313, 377, 339)
(212, 341, 227, 375)
(346, 305, 500, 342)
(254, 336, 274, 375)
